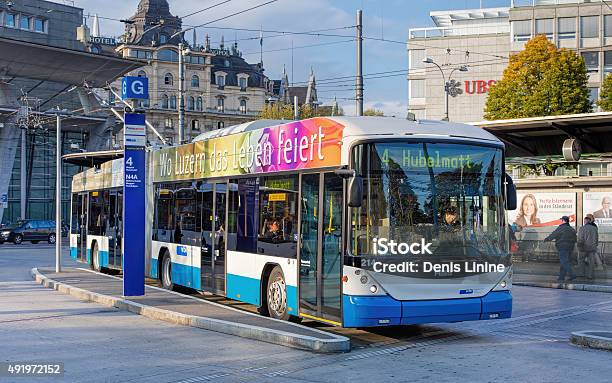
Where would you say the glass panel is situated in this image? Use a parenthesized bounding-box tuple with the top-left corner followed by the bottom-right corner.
(581, 16, 599, 39)
(236, 178, 258, 253)
(582, 52, 599, 72)
(257, 175, 298, 257)
(606, 15, 612, 37)
(321, 173, 343, 318)
(558, 17, 576, 39)
(513, 20, 531, 42)
(351, 142, 506, 275)
(20, 16, 30, 30)
(6, 13, 16, 27)
(88, 191, 104, 236)
(158, 49, 178, 62)
(535, 19, 553, 39)
(213, 183, 227, 292)
(34, 18, 44, 32)
(605, 51, 612, 73)
(199, 182, 214, 290)
(589, 87, 599, 106)
(174, 183, 197, 246)
(71, 194, 79, 234)
(300, 173, 320, 311)
(154, 184, 174, 242)
(108, 193, 117, 266)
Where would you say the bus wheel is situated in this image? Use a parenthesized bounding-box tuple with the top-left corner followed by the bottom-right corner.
(48, 233, 56, 244)
(266, 267, 289, 321)
(161, 253, 174, 290)
(92, 243, 100, 271)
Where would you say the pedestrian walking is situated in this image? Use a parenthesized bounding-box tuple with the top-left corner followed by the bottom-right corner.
(578, 214, 599, 280)
(544, 216, 577, 282)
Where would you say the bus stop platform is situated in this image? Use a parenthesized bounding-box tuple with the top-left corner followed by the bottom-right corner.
(31, 267, 350, 353)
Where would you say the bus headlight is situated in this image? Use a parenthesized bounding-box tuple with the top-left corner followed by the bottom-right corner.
(370, 285, 378, 293)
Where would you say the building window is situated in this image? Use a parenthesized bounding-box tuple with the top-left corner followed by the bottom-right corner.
(170, 95, 177, 109)
(196, 97, 203, 111)
(188, 96, 195, 110)
(558, 17, 576, 40)
(165, 117, 173, 129)
(217, 97, 224, 113)
(164, 73, 173, 85)
(535, 19, 553, 40)
(581, 16, 599, 39)
(604, 51, 612, 73)
(239, 77, 247, 90)
(137, 70, 147, 78)
(34, 18, 46, 33)
(606, 15, 612, 38)
(158, 49, 178, 62)
(409, 49, 426, 70)
(582, 52, 599, 73)
(409, 79, 425, 99)
(512, 20, 531, 42)
(240, 99, 247, 114)
(588, 87, 599, 106)
(20, 15, 31, 30)
(217, 121, 224, 130)
(191, 75, 200, 88)
(5, 13, 16, 28)
(216, 74, 225, 89)
(192, 120, 200, 131)
(159, 34, 168, 44)
(161, 94, 169, 109)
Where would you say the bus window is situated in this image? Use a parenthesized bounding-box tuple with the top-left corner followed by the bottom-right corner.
(71, 194, 79, 234)
(174, 183, 197, 245)
(154, 184, 174, 242)
(257, 175, 298, 258)
(88, 191, 104, 236)
(232, 177, 259, 254)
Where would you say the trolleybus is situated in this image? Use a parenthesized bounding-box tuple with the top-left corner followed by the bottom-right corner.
(70, 116, 516, 327)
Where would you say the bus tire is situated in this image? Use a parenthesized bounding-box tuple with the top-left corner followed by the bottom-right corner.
(160, 252, 174, 290)
(92, 242, 100, 271)
(266, 266, 289, 321)
(48, 233, 56, 245)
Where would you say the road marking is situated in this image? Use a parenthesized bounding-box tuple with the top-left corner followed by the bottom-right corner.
(173, 373, 231, 383)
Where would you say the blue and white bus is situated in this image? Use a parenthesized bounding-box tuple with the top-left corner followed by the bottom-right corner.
(70, 116, 515, 327)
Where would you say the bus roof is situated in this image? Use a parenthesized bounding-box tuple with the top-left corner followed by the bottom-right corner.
(192, 116, 502, 145)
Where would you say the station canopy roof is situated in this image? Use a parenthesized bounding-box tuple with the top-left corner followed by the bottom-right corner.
(472, 112, 612, 160)
(63, 150, 123, 167)
(0, 36, 142, 88)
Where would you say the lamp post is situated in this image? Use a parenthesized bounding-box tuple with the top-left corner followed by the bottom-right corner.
(422, 58, 468, 121)
(177, 43, 191, 145)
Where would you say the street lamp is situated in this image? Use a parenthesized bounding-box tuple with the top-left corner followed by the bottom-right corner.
(178, 43, 190, 145)
(422, 58, 468, 121)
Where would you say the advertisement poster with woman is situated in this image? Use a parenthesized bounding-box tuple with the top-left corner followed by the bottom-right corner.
(510, 193, 576, 262)
(512, 193, 576, 229)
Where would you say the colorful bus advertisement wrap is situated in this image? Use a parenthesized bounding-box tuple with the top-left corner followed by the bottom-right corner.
(153, 118, 345, 182)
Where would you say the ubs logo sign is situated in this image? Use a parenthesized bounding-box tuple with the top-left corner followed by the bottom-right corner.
(465, 80, 497, 95)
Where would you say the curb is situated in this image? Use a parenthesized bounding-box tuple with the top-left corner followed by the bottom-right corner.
(514, 281, 612, 293)
(570, 331, 612, 351)
(31, 268, 350, 353)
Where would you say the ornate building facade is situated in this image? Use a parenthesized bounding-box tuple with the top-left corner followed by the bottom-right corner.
(114, 0, 274, 145)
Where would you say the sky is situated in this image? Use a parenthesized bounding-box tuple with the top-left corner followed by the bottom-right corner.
(71, 0, 511, 116)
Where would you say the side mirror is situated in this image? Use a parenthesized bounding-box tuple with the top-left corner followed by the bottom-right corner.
(348, 176, 363, 208)
(505, 173, 517, 211)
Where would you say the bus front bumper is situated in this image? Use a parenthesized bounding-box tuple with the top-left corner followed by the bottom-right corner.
(342, 290, 512, 328)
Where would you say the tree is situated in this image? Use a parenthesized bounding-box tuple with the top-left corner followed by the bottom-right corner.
(484, 35, 591, 120)
(363, 108, 384, 116)
(257, 103, 294, 119)
(598, 73, 612, 111)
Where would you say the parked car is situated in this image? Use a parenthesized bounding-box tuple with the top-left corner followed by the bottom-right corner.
(0, 220, 62, 244)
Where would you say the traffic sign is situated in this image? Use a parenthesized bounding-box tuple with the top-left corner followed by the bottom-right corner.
(122, 76, 149, 100)
(123, 112, 146, 296)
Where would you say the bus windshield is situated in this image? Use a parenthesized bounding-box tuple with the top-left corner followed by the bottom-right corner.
(351, 141, 508, 267)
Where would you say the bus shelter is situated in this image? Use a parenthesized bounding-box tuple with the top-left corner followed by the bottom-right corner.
(474, 112, 612, 285)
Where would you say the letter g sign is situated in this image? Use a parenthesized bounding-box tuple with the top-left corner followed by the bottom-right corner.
(122, 76, 149, 100)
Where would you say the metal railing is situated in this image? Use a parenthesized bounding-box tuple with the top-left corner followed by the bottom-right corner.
(512, 0, 609, 7)
(408, 25, 510, 40)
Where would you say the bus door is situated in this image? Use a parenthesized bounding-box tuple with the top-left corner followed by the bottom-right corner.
(108, 191, 123, 268)
(200, 182, 227, 294)
(78, 193, 88, 263)
(299, 172, 344, 324)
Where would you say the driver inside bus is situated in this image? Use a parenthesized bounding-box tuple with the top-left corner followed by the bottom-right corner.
(440, 206, 461, 233)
